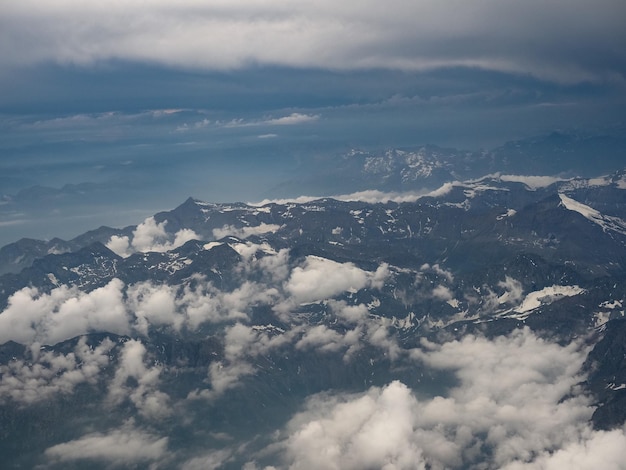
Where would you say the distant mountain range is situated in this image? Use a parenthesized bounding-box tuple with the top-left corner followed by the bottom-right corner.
(1, 165, 625, 468)
(266, 129, 626, 196)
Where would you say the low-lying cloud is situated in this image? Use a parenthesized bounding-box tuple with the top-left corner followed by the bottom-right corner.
(0, 279, 130, 346)
(262, 328, 625, 470)
(0, 336, 114, 405)
(107, 216, 199, 258)
(44, 420, 169, 466)
(212, 223, 282, 240)
(285, 256, 388, 304)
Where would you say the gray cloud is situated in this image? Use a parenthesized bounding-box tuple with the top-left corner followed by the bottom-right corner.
(44, 420, 169, 465)
(0, 336, 114, 405)
(107, 339, 170, 420)
(188, 322, 300, 401)
(1, 1, 624, 83)
(0, 244, 286, 346)
(260, 328, 624, 470)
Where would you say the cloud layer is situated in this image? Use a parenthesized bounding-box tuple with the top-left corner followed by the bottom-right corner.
(1, 1, 624, 83)
(265, 328, 626, 470)
(1, 235, 625, 468)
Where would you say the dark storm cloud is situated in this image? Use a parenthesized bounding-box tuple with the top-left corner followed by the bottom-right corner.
(0, 1, 624, 83)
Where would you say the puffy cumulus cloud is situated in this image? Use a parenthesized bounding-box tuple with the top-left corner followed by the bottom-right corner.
(228, 241, 291, 284)
(128, 275, 281, 333)
(0, 261, 286, 348)
(270, 381, 428, 470)
(120, 242, 286, 332)
(502, 427, 626, 470)
(295, 324, 361, 355)
(1, 1, 624, 83)
(105, 234, 133, 258)
(331, 301, 369, 324)
(497, 276, 524, 305)
(0, 279, 129, 346)
(44, 420, 169, 466)
(294, 300, 401, 361)
(263, 328, 626, 469)
(432, 285, 454, 301)
(255, 248, 291, 283)
(107, 339, 171, 419)
(189, 322, 299, 401)
(212, 223, 282, 240)
(106, 217, 199, 258)
(285, 256, 389, 304)
(0, 336, 115, 405)
(127, 282, 181, 335)
(178, 278, 278, 329)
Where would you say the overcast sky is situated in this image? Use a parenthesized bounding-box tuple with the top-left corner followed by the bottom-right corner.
(0, 0, 625, 243)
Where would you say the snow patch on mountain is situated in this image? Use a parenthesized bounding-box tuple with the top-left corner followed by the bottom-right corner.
(559, 193, 626, 235)
(497, 285, 585, 321)
(499, 174, 564, 189)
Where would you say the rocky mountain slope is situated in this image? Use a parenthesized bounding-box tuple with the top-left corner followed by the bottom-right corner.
(0, 170, 625, 468)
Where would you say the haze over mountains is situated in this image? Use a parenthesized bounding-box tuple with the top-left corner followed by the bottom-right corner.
(2, 128, 626, 248)
(1, 142, 625, 468)
(1, 1, 626, 468)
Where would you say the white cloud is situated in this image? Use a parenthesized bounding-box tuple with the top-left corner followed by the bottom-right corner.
(105, 234, 133, 258)
(264, 113, 319, 126)
(331, 189, 428, 204)
(44, 420, 168, 465)
(273, 381, 429, 469)
(499, 174, 564, 190)
(497, 276, 524, 305)
(0, 336, 114, 405)
(106, 217, 199, 257)
(177, 278, 265, 329)
(502, 427, 626, 470)
(0, 244, 293, 346)
(127, 282, 181, 335)
(285, 256, 388, 304)
(223, 113, 319, 128)
(107, 339, 171, 419)
(432, 285, 454, 301)
(189, 322, 299, 400)
(251, 190, 429, 206)
(294, 300, 401, 361)
(263, 328, 625, 470)
(295, 324, 361, 354)
(0, 279, 130, 346)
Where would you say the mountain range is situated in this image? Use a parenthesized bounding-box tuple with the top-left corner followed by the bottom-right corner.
(1, 159, 626, 468)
